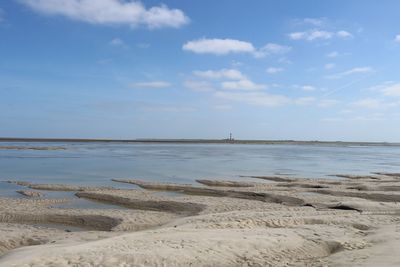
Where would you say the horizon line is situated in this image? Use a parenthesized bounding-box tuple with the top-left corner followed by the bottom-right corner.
(0, 137, 399, 146)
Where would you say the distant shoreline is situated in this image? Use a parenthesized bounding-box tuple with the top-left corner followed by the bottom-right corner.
(0, 137, 399, 147)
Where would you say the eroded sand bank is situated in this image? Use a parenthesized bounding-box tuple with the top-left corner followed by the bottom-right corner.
(1, 173, 400, 266)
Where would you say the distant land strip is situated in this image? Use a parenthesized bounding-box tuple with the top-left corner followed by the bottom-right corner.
(0, 137, 399, 147)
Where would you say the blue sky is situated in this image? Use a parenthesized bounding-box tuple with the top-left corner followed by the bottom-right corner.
(1, 0, 400, 141)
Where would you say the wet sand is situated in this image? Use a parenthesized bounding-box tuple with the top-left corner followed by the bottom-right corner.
(1, 172, 400, 266)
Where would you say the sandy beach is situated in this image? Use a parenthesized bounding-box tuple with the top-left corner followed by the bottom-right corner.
(0, 173, 399, 266)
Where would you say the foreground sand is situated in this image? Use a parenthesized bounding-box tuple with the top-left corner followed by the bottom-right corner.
(1, 173, 400, 266)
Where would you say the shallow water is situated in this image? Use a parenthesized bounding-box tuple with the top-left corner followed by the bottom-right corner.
(1, 142, 400, 198)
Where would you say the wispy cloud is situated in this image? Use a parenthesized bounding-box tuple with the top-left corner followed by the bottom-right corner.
(323, 75, 372, 96)
(294, 97, 316, 106)
(215, 91, 290, 107)
(321, 113, 390, 123)
(336, 30, 353, 38)
(326, 51, 351, 58)
(221, 79, 267, 91)
(288, 29, 353, 41)
(18, 0, 189, 29)
(215, 91, 318, 108)
(183, 80, 214, 92)
(301, 85, 316, 91)
(302, 18, 325, 26)
(193, 69, 245, 80)
(293, 85, 316, 91)
(130, 81, 172, 89)
(326, 51, 339, 58)
(318, 99, 339, 108)
(395, 35, 400, 43)
(351, 98, 397, 109)
(266, 67, 284, 74)
(291, 17, 327, 27)
(288, 30, 332, 41)
(373, 82, 400, 97)
(182, 38, 291, 57)
(326, 67, 374, 79)
(109, 38, 128, 48)
(324, 63, 336, 70)
(254, 43, 292, 58)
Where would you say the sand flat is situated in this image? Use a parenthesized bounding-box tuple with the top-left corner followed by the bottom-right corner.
(1, 173, 400, 266)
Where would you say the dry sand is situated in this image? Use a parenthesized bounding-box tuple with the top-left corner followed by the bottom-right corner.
(1, 173, 400, 266)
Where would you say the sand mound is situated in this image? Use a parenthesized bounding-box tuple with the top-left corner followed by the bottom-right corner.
(195, 179, 254, 187)
(16, 190, 44, 198)
(112, 179, 306, 206)
(7, 181, 113, 192)
(76, 191, 206, 215)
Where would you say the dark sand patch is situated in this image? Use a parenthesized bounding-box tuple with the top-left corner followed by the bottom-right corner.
(112, 179, 306, 206)
(76, 192, 206, 216)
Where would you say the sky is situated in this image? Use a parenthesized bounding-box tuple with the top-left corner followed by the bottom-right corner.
(1, 0, 400, 141)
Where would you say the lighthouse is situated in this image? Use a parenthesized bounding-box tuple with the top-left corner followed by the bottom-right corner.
(228, 133, 235, 142)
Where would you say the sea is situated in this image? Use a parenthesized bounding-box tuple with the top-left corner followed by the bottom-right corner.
(1, 142, 400, 201)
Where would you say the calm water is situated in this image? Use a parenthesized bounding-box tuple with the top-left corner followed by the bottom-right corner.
(1, 142, 400, 198)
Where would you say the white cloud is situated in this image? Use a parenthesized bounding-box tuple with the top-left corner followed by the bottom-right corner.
(322, 114, 391, 123)
(294, 97, 316, 106)
(293, 85, 316, 91)
(288, 30, 353, 41)
(183, 38, 255, 55)
(336, 30, 353, 38)
(292, 18, 326, 27)
(352, 98, 384, 109)
(343, 67, 373, 75)
(266, 67, 284, 74)
(130, 81, 171, 89)
(395, 35, 400, 43)
(221, 79, 267, 91)
(183, 80, 214, 92)
(301, 85, 316, 91)
(303, 18, 324, 26)
(215, 91, 318, 108)
(215, 91, 290, 107)
(193, 69, 245, 80)
(18, 0, 189, 29)
(183, 38, 291, 58)
(381, 83, 400, 97)
(288, 32, 308, 40)
(324, 63, 336, 70)
(254, 43, 292, 58)
(230, 60, 243, 67)
(351, 98, 394, 109)
(318, 99, 339, 108)
(109, 38, 127, 48)
(326, 67, 374, 79)
(289, 30, 332, 41)
(278, 57, 293, 64)
(326, 51, 339, 58)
